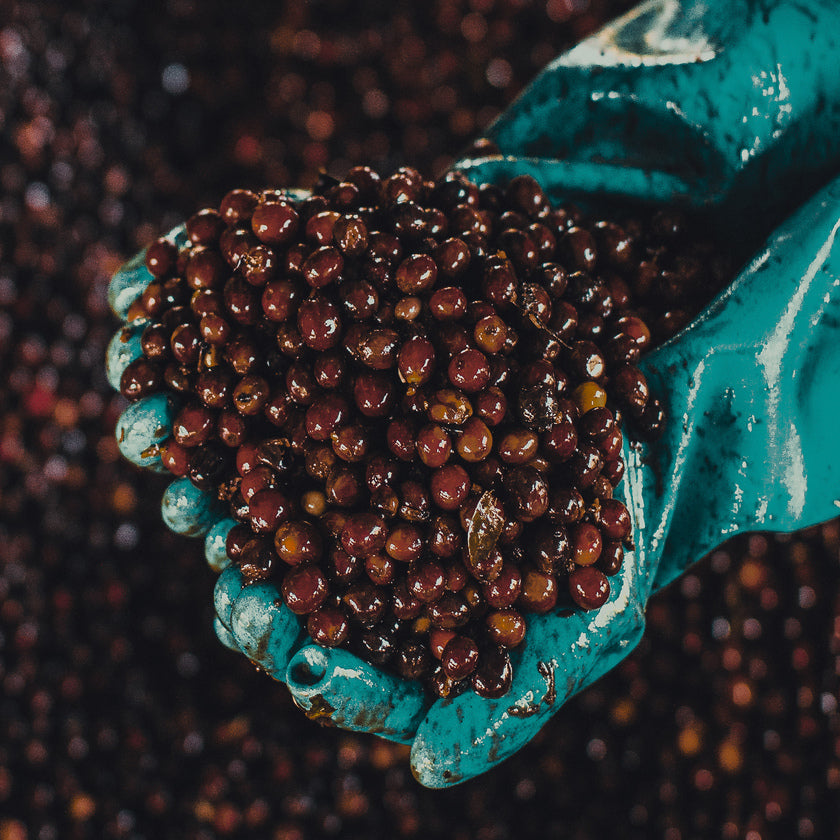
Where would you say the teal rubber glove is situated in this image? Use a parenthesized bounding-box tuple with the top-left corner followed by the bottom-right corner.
(107, 0, 840, 788)
(458, 0, 840, 240)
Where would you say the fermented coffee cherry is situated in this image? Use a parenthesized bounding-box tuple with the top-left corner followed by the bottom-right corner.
(297, 297, 342, 351)
(497, 429, 539, 465)
(248, 489, 291, 534)
(385, 524, 425, 563)
(172, 403, 214, 447)
(485, 609, 526, 648)
(448, 348, 491, 394)
(456, 417, 492, 462)
(252, 201, 300, 246)
(518, 569, 558, 614)
(145, 238, 178, 277)
(396, 254, 437, 294)
(474, 387, 507, 427)
(303, 246, 344, 288)
(274, 521, 323, 565)
(569, 566, 610, 610)
(307, 606, 350, 647)
(504, 466, 549, 522)
(282, 565, 329, 615)
(261, 279, 299, 323)
(354, 371, 395, 417)
(160, 438, 190, 476)
(237, 538, 277, 582)
(342, 584, 387, 626)
(470, 646, 513, 698)
(427, 593, 470, 631)
(416, 424, 452, 468)
(430, 465, 471, 511)
(120, 358, 162, 400)
(599, 541, 624, 576)
(531, 526, 571, 574)
(341, 513, 388, 558)
(572, 522, 603, 566)
(429, 286, 468, 320)
(397, 336, 436, 388)
(441, 635, 479, 680)
(220, 188, 259, 226)
(331, 424, 370, 463)
(305, 394, 349, 441)
(597, 498, 632, 541)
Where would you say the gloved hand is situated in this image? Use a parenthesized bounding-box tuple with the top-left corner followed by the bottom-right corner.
(106, 0, 840, 788)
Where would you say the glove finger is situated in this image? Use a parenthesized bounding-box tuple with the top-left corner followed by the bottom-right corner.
(228, 581, 303, 680)
(105, 319, 148, 392)
(285, 644, 430, 744)
(115, 393, 175, 471)
(213, 616, 242, 652)
(455, 156, 694, 209)
(160, 476, 225, 537)
(204, 517, 237, 573)
(214, 566, 246, 629)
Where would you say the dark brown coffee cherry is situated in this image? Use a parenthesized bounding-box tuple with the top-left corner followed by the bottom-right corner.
(569, 566, 610, 610)
(274, 521, 323, 565)
(297, 296, 342, 351)
(341, 513, 388, 558)
(518, 569, 558, 614)
(342, 584, 388, 626)
(251, 201, 300, 246)
(282, 565, 329, 615)
(307, 606, 350, 648)
(441, 635, 479, 681)
(120, 358, 162, 401)
(470, 646, 513, 699)
(220, 188, 259, 226)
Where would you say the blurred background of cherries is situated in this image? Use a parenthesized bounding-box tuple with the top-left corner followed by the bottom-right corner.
(1, 1, 838, 838)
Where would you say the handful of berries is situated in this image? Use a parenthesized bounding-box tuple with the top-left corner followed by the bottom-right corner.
(113, 165, 731, 700)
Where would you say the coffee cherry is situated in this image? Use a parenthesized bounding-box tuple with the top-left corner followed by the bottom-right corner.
(248, 488, 291, 534)
(282, 565, 329, 615)
(596, 498, 632, 542)
(397, 336, 436, 388)
(341, 513, 388, 558)
(120, 358, 162, 400)
(251, 201, 300, 246)
(307, 606, 350, 647)
(274, 521, 323, 565)
(485, 608, 526, 648)
(441, 635, 479, 680)
(430, 464, 471, 511)
(572, 522, 603, 566)
(569, 566, 610, 610)
(145, 238, 178, 277)
(470, 646, 513, 698)
(518, 569, 558, 614)
(408, 560, 447, 603)
(297, 297, 342, 351)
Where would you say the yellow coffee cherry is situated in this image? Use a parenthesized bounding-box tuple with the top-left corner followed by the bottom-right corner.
(572, 381, 608, 414)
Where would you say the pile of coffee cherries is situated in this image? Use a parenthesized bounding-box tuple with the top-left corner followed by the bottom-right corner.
(118, 166, 730, 699)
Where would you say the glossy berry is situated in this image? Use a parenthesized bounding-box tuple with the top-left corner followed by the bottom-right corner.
(569, 566, 610, 610)
(282, 565, 329, 615)
(441, 635, 479, 680)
